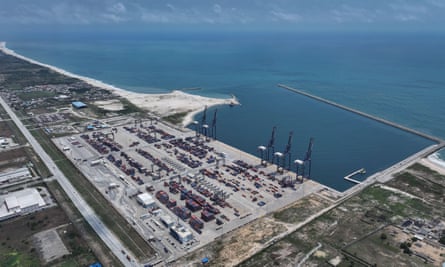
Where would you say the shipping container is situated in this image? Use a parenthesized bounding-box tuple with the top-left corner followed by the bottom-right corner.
(186, 199, 201, 212)
(201, 210, 215, 222)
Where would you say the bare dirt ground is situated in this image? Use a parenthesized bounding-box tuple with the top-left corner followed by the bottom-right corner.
(0, 206, 82, 266)
(94, 99, 125, 111)
(173, 194, 331, 267)
(238, 162, 445, 267)
(0, 121, 13, 137)
(0, 147, 27, 171)
(34, 229, 70, 264)
(46, 181, 122, 267)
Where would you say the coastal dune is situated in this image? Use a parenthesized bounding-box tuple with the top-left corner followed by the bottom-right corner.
(0, 42, 238, 126)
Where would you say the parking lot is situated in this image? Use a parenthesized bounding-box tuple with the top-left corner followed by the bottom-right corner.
(53, 119, 323, 260)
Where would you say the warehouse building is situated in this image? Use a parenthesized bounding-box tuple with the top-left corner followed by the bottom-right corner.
(0, 167, 32, 186)
(136, 192, 156, 208)
(0, 188, 47, 221)
(72, 101, 87, 109)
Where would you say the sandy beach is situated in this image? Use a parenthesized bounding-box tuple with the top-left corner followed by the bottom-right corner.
(0, 42, 239, 127)
(420, 153, 445, 176)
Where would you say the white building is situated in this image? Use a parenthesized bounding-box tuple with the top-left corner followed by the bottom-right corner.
(136, 192, 156, 208)
(0, 188, 47, 221)
(160, 214, 175, 228)
(0, 167, 32, 185)
(170, 224, 193, 244)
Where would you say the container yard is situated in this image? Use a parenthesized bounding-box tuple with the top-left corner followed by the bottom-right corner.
(53, 117, 325, 260)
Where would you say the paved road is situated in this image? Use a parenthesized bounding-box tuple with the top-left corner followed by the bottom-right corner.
(0, 97, 138, 267)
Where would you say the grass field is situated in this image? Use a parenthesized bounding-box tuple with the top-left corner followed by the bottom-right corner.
(0, 206, 98, 267)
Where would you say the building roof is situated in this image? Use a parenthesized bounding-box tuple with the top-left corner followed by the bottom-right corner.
(136, 193, 155, 206)
(72, 101, 87, 108)
(160, 215, 174, 226)
(0, 188, 46, 220)
(171, 224, 193, 239)
(5, 196, 19, 210)
(0, 167, 31, 183)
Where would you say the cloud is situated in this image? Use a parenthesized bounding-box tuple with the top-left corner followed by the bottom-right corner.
(166, 3, 175, 11)
(427, 0, 445, 8)
(101, 13, 126, 23)
(141, 12, 170, 23)
(109, 2, 126, 14)
(270, 10, 301, 22)
(213, 4, 222, 14)
(330, 5, 376, 23)
(0, 0, 444, 30)
(394, 14, 419, 22)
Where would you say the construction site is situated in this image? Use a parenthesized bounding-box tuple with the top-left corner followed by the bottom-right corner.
(53, 108, 325, 262)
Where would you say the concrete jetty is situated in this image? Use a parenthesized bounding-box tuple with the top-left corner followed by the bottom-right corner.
(344, 168, 366, 184)
(277, 84, 444, 144)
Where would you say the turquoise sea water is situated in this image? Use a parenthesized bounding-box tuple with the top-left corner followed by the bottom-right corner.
(4, 31, 444, 191)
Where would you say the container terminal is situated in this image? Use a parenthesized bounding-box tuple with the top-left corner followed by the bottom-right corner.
(51, 87, 445, 264)
(53, 114, 327, 262)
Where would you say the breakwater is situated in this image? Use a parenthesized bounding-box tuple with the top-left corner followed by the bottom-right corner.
(278, 84, 444, 144)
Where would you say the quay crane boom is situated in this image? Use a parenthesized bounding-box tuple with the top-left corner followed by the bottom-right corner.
(304, 137, 314, 179)
(211, 108, 217, 139)
(266, 126, 276, 163)
(283, 131, 293, 170)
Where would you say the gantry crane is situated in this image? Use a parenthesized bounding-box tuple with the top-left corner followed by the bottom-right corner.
(210, 108, 217, 140)
(201, 106, 208, 139)
(266, 126, 276, 163)
(282, 131, 293, 170)
(303, 137, 314, 179)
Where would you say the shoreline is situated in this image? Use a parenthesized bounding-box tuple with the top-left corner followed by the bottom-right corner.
(0, 42, 239, 127)
(423, 151, 445, 175)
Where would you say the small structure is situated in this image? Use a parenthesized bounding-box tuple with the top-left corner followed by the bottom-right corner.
(0, 188, 46, 221)
(108, 183, 119, 189)
(72, 101, 87, 109)
(89, 262, 102, 267)
(160, 214, 174, 228)
(136, 193, 156, 208)
(170, 224, 193, 244)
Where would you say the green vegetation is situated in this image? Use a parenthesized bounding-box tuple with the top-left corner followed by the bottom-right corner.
(0, 54, 78, 90)
(162, 111, 189, 125)
(46, 181, 122, 267)
(0, 206, 92, 267)
(86, 104, 108, 117)
(380, 233, 387, 240)
(399, 242, 413, 255)
(409, 162, 438, 174)
(24, 147, 52, 178)
(30, 128, 155, 261)
(87, 98, 142, 117)
(16, 91, 57, 101)
(118, 98, 143, 114)
(1, 251, 40, 267)
(240, 166, 445, 267)
(440, 236, 445, 245)
(408, 163, 445, 184)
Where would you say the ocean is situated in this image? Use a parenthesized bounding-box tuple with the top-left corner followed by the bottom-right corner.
(4, 30, 444, 191)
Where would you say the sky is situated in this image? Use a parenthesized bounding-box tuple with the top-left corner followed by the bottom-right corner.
(1, 0, 445, 32)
